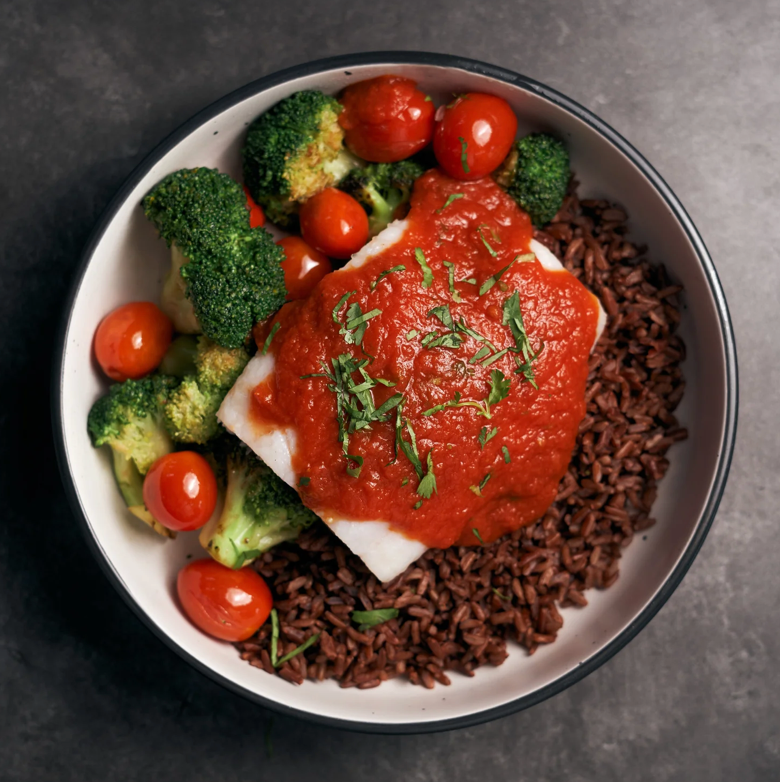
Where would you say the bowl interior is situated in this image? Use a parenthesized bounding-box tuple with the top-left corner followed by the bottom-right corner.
(57, 59, 730, 729)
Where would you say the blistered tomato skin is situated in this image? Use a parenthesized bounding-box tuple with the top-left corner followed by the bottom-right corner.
(300, 188, 369, 260)
(143, 451, 218, 532)
(94, 301, 173, 382)
(434, 93, 518, 181)
(339, 75, 435, 163)
(277, 236, 333, 300)
(177, 559, 273, 642)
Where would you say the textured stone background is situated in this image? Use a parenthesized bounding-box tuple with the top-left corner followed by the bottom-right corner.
(1, 0, 777, 779)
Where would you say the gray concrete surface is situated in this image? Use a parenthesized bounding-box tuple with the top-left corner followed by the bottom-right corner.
(1, 0, 777, 779)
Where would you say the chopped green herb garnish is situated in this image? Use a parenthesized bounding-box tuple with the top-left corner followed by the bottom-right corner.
(424, 95, 432, 102)
(401, 477, 409, 487)
(421, 331, 463, 350)
(493, 588, 511, 601)
(417, 448, 437, 500)
(480, 347, 509, 367)
(414, 247, 434, 288)
(304, 353, 401, 475)
(332, 290, 356, 324)
(479, 472, 492, 491)
(442, 261, 462, 303)
(469, 346, 492, 364)
(260, 322, 281, 355)
(230, 540, 263, 570)
(462, 277, 477, 285)
(344, 306, 382, 333)
(478, 426, 498, 449)
(502, 291, 543, 387)
(396, 417, 423, 480)
(413, 499, 423, 509)
(406, 329, 419, 340)
(472, 527, 484, 544)
(276, 632, 321, 667)
(299, 476, 311, 487)
(270, 608, 280, 666)
(436, 193, 465, 214)
(423, 370, 510, 420)
(351, 608, 399, 631)
(346, 454, 364, 478)
(370, 265, 406, 291)
(422, 392, 462, 416)
(428, 304, 455, 331)
(477, 225, 498, 258)
(502, 445, 511, 463)
(470, 485, 482, 496)
(458, 136, 470, 174)
(479, 254, 530, 296)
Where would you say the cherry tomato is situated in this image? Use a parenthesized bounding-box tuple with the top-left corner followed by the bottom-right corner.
(433, 93, 518, 181)
(243, 185, 265, 228)
(143, 452, 218, 532)
(94, 301, 173, 382)
(300, 188, 369, 259)
(277, 236, 332, 300)
(177, 559, 273, 642)
(339, 75, 435, 163)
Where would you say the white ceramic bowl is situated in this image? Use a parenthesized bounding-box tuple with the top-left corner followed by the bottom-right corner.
(52, 53, 737, 733)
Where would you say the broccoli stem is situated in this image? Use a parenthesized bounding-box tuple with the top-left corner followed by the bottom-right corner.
(161, 245, 201, 334)
(159, 335, 199, 378)
(111, 450, 175, 539)
(198, 457, 301, 568)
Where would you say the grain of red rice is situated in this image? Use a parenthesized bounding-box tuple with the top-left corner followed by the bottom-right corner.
(236, 181, 688, 687)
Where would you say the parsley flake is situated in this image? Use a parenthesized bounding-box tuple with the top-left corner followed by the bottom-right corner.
(436, 193, 465, 214)
(503, 291, 544, 387)
(458, 136, 470, 174)
(351, 608, 399, 631)
(414, 247, 434, 288)
(416, 448, 437, 500)
(442, 261, 462, 303)
(472, 527, 485, 544)
(477, 225, 499, 258)
(478, 426, 498, 449)
(502, 445, 511, 463)
(298, 476, 311, 487)
(370, 265, 406, 291)
(260, 322, 281, 355)
(406, 329, 419, 340)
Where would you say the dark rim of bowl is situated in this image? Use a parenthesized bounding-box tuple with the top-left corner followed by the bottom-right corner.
(51, 51, 738, 735)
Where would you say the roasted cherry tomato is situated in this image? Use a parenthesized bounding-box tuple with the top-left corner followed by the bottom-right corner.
(277, 236, 333, 300)
(94, 301, 173, 382)
(433, 93, 518, 181)
(177, 559, 273, 642)
(243, 185, 265, 228)
(300, 188, 369, 259)
(143, 452, 218, 533)
(339, 75, 435, 163)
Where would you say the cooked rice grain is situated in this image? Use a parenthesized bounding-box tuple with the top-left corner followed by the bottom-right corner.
(237, 183, 688, 687)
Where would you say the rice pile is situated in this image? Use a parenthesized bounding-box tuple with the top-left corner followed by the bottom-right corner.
(236, 184, 688, 688)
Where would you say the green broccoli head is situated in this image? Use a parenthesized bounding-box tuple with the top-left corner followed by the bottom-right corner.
(88, 375, 177, 475)
(242, 90, 353, 228)
(339, 160, 426, 237)
(199, 443, 317, 569)
(164, 337, 250, 444)
(143, 167, 287, 347)
(494, 133, 570, 226)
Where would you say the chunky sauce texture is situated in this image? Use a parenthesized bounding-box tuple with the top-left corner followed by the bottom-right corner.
(252, 170, 599, 548)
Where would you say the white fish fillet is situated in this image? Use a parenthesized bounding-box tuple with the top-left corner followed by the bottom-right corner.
(218, 225, 606, 582)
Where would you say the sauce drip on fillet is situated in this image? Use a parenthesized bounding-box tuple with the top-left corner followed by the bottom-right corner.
(252, 170, 600, 548)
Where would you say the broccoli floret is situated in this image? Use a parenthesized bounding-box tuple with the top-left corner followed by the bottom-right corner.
(88, 375, 178, 538)
(164, 336, 250, 444)
(199, 443, 318, 569)
(143, 167, 286, 347)
(242, 90, 356, 228)
(339, 160, 425, 237)
(494, 133, 570, 226)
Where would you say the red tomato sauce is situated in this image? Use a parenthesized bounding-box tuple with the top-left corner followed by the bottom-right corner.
(252, 170, 600, 548)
